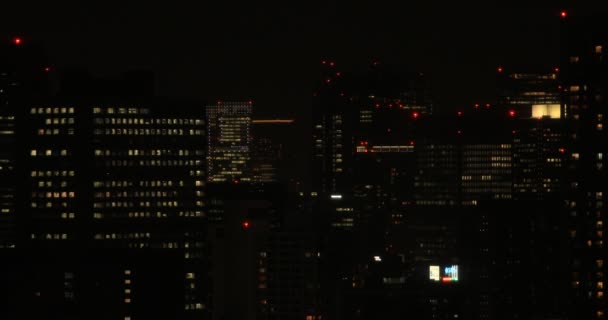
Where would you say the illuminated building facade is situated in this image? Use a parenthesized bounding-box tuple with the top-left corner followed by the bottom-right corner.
(207, 101, 252, 183)
(497, 70, 561, 119)
(561, 13, 608, 320)
(19, 89, 208, 319)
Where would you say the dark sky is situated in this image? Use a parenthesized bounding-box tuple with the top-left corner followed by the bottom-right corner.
(3, 2, 606, 119)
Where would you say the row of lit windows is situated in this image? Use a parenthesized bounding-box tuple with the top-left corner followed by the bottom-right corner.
(94, 191, 180, 198)
(30, 150, 70, 157)
(93, 201, 193, 208)
(94, 128, 203, 136)
(31, 233, 69, 240)
(93, 211, 204, 219)
(40, 118, 75, 125)
(31, 202, 72, 208)
(94, 233, 151, 240)
(31, 170, 75, 177)
(93, 180, 187, 188)
(94, 149, 203, 157)
(37, 128, 74, 135)
(93, 107, 150, 115)
(31, 192, 75, 199)
(101, 160, 202, 167)
(94, 117, 202, 125)
(30, 107, 75, 114)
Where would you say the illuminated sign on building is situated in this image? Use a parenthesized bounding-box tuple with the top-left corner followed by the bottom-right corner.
(429, 266, 440, 281)
(429, 265, 458, 282)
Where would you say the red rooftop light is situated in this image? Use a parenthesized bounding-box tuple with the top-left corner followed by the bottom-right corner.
(554, 67, 560, 73)
(329, 61, 335, 67)
(497, 67, 503, 73)
(508, 110, 516, 117)
(13, 37, 22, 45)
(322, 60, 327, 65)
(457, 111, 463, 116)
(243, 221, 250, 229)
(412, 112, 419, 119)
(559, 148, 565, 154)
(44, 67, 51, 72)
(560, 11, 567, 18)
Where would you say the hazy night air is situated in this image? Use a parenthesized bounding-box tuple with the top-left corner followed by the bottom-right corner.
(2, 2, 608, 320)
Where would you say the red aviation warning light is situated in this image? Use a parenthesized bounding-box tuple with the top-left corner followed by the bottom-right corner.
(497, 66, 503, 73)
(508, 110, 516, 117)
(243, 221, 250, 229)
(412, 112, 419, 119)
(560, 11, 567, 19)
(13, 37, 22, 45)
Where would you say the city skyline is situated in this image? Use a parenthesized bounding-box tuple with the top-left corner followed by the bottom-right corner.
(2, 3, 608, 320)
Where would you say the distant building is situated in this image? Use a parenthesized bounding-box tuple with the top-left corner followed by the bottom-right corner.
(497, 70, 561, 119)
(207, 101, 252, 183)
(250, 119, 295, 184)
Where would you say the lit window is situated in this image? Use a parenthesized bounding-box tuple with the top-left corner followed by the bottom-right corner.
(596, 45, 603, 54)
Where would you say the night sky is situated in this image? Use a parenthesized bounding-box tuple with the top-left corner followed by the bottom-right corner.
(3, 2, 607, 118)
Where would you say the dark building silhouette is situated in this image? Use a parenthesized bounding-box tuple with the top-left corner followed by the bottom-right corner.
(250, 119, 296, 184)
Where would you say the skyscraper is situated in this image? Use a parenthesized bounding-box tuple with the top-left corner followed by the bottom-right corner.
(10, 71, 210, 319)
(250, 119, 296, 184)
(561, 12, 608, 320)
(207, 101, 252, 183)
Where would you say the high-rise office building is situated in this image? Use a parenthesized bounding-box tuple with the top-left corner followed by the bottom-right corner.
(497, 70, 561, 118)
(561, 12, 608, 320)
(250, 119, 295, 184)
(207, 101, 252, 183)
(12, 72, 209, 320)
